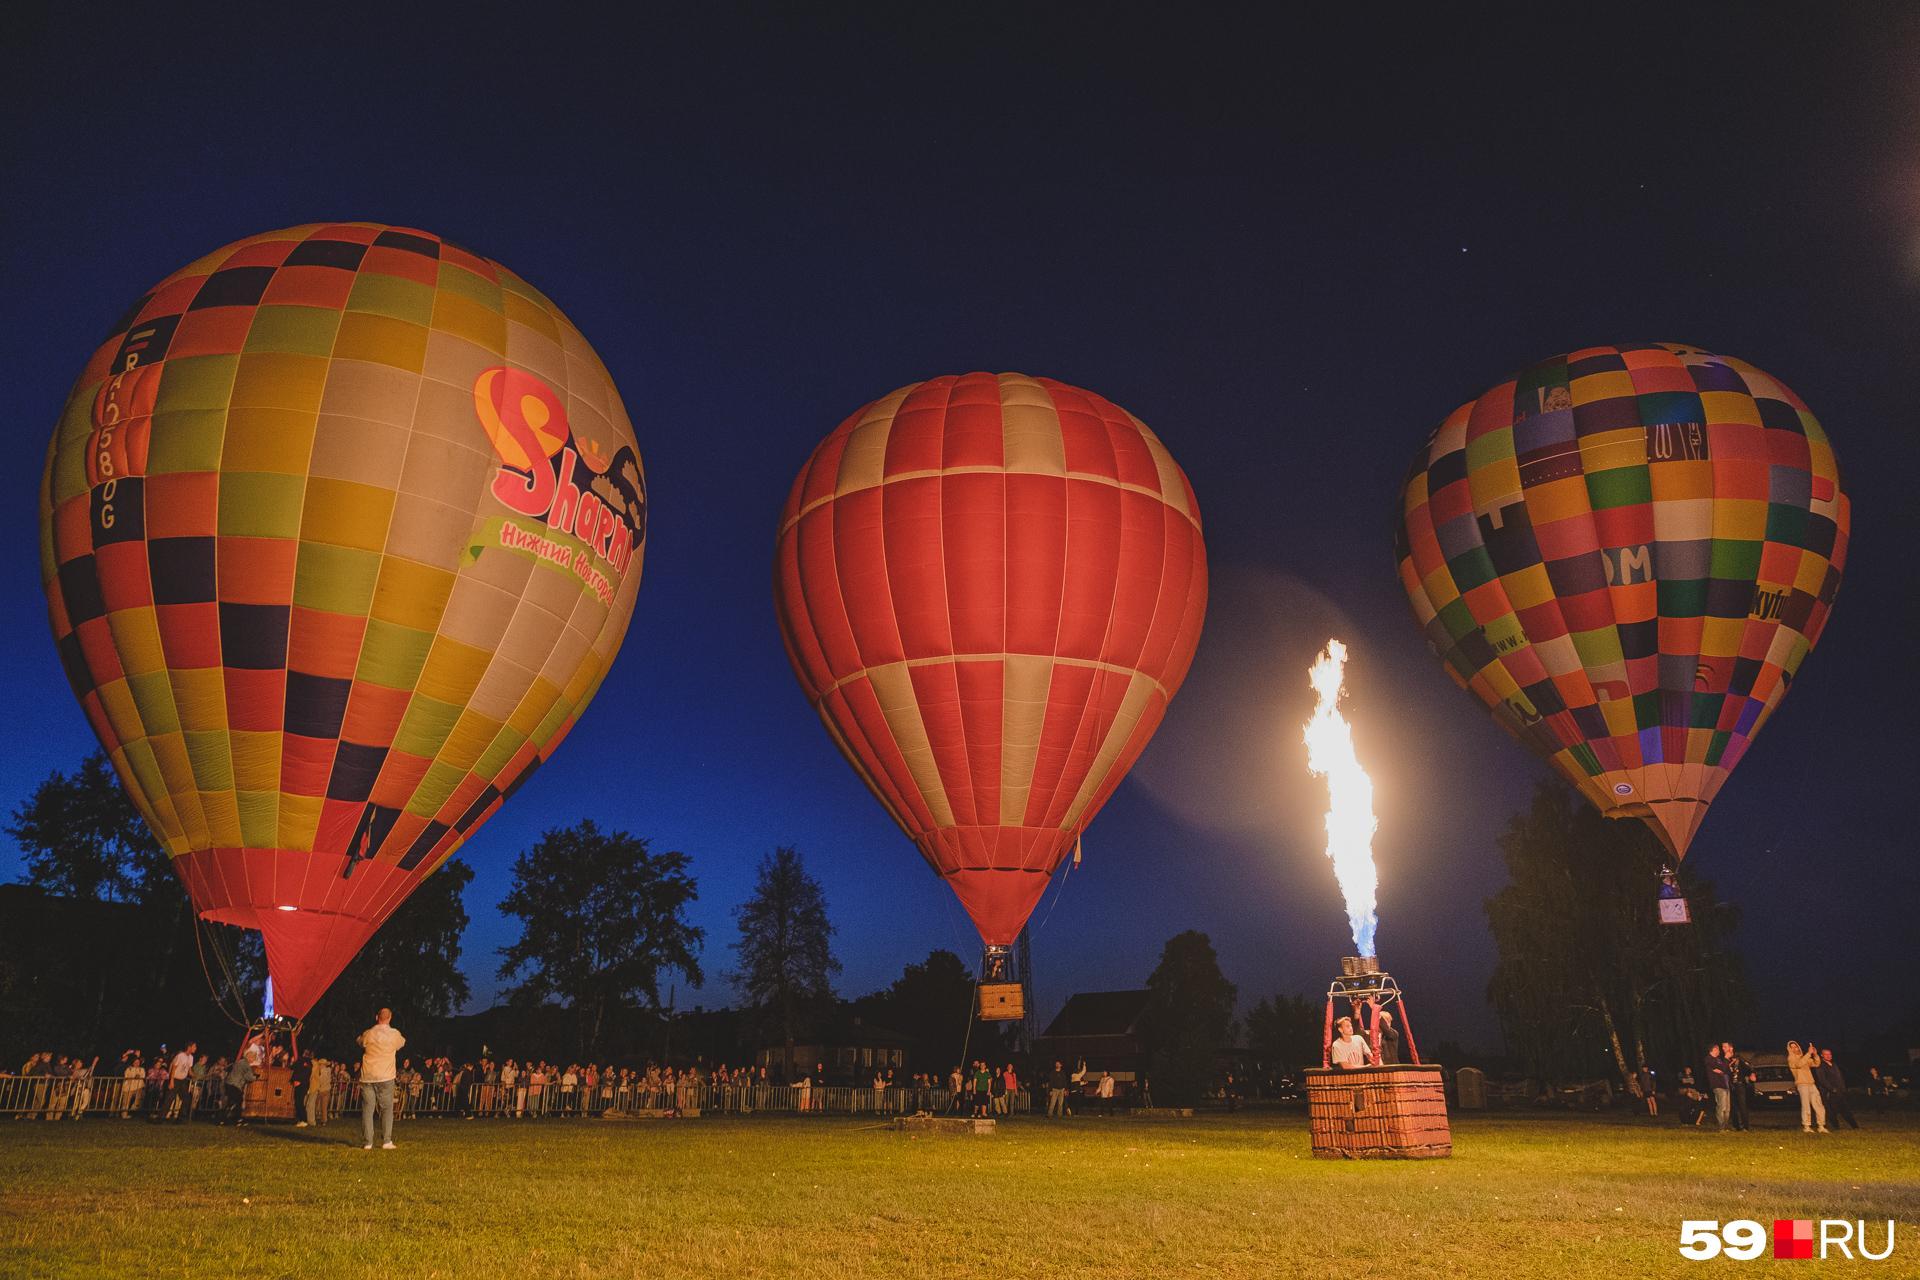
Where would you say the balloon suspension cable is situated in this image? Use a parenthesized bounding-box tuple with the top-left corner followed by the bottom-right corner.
(956, 970, 982, 1078)
(1033, 844, 1077, 935)
(192, 913, 254, 1029)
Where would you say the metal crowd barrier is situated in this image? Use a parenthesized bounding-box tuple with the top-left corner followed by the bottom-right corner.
(1, 1074, 1034, 1119)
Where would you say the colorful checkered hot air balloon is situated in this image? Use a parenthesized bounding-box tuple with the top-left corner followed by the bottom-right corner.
(39, 224, 648, 1018)
(1395, 344, 1848, 858)
(774, 373, 1208, 962)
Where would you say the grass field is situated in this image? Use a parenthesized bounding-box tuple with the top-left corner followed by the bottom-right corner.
(3, 1108, 1916, 1279)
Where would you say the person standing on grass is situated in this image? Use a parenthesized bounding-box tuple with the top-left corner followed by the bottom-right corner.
(1721, 1043, 1749, 1132)
(145, 1055, 170, 1120)
(189, 1052, 210, 1119)
(1786, 1040, 1827, 1134)
(1704, 1044, 1730, 1130)
(304, 1056, 332, 1127)
(66, 1055, 98, 1118)
(1046, 1061, 1068, 1117)
(119, 1052, 144, 1117)
(357, 1007, 406, 1150)
(290, 1052, 312, 1125)
(1816, 1049, 1858, 1130)
(168, 1042, 196, 1122)
(223, 1052, 254, 1126)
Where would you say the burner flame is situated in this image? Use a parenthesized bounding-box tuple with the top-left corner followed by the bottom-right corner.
(1304, 639, 1378, 957)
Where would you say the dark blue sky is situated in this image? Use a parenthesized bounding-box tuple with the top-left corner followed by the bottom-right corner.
(5, 4, 1916, 1046)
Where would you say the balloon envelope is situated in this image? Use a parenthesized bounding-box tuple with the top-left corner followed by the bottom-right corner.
(1394, 343, 1848, 857)
(40, 224, 648, 1016)
(774, 373, 1207, 944)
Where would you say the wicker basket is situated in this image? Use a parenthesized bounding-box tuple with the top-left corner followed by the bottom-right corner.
(1306, 1065, 1451, 1159)
(242, 1066, 296, 1120)
(977, 983, 1025, 1021)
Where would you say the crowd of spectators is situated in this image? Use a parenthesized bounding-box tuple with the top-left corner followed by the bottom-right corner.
(4, 1047, 1044, 1120)
(1636, 1039, 1893, 1133)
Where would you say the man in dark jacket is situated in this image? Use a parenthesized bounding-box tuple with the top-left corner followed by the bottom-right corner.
(1720, 1043, 1750, 1131)
(1816, 1049, 1859, 1130)
(1376, 1011, 1402, 1065)
(1046, 1060, 1070, 1118)
(1704, 1045, 1731, 1130)
(289, 1052, 312, 1126)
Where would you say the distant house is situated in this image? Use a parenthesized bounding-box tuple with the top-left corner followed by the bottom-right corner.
(755, 1013, 915, 1085)
(1036, 989, 1150, 1084)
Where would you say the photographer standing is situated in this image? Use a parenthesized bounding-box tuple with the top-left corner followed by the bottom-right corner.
(1786, 1040, 1827, 1134)
(357, 1008, 406, 1150)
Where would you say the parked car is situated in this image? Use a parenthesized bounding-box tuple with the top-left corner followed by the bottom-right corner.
(1748, 1062, 1797, 1106)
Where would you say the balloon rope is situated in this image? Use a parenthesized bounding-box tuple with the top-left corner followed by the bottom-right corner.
(192, 914, 251, 1028)
(956, 972, 981, 1083)
(1033, 855, 1075, 934)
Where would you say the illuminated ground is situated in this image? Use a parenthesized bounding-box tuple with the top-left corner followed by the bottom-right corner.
(2, 1108, 1915, 1278)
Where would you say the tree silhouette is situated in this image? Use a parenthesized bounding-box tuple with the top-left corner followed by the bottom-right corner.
(1485, 780, 1748, 1088)
(9, 751, 170, 904)
(1142, 930, 1238, 1106)
(731, 846, 838, 1081)
(1246, 992, 1323, 1085)
(498, 821, 703, 1058)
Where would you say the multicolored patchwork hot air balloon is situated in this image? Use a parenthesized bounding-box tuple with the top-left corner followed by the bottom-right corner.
(1395, 343, 1848, 857)
(774, 373, 1208, 967)
(39, 224, 647, 1018)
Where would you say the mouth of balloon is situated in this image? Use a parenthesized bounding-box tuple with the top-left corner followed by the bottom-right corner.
(175, 848, 415, 1018)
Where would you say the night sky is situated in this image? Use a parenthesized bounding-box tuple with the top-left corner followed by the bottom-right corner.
(5, 5, 1916, 1048)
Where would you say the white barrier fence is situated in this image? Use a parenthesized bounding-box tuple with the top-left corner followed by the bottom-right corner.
(0, 1074, 1034, 1120)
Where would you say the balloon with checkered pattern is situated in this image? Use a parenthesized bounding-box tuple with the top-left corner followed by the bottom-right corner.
(1394, 344, 1849, 858)
(39, 225, 648, 1017)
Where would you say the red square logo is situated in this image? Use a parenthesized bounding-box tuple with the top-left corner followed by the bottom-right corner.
(1774, 1219, 1813, 1260)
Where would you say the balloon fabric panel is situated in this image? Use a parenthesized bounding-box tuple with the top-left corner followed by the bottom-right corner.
(774, 373, 1207, 946)
(1394, 344, 1847, 857)
(40, 225, 648, 1017)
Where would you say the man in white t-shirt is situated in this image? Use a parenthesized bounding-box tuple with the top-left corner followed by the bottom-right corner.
(356, 1008, 406, 1150)
(1330, 1017, 1372, 1070)
(169, 1043, 197, 1121)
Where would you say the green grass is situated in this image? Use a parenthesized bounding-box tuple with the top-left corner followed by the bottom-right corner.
(2, 1108, 1916, 1278)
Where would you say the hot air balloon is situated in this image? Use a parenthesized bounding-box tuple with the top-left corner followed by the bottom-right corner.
(39, 224, 648, 1020)
(773, 373, 1207, 1006)
(1395, 343, 1848, 858)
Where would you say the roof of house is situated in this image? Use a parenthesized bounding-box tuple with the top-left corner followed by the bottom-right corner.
(1040, 989, 1150, 1039)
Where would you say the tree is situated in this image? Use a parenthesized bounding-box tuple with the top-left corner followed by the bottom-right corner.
(1141, 930, 1238, 1106)
(731, 846, 839, 1081)
(6, 751, 213, 1045)
(497, 821, 703, 1059)
(854, 948, 987, 1071)
(304, 858, 474, 1048)
(1484, 780, 1749, 1089)
(1245, 992, 1322, 1088)
(9, 751, 171, 904)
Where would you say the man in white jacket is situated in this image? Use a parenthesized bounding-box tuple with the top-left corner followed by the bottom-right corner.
(357, 1009, 406, 1150)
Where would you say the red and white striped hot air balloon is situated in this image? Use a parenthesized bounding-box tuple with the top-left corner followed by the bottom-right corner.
(774, 372, 1207, 963)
